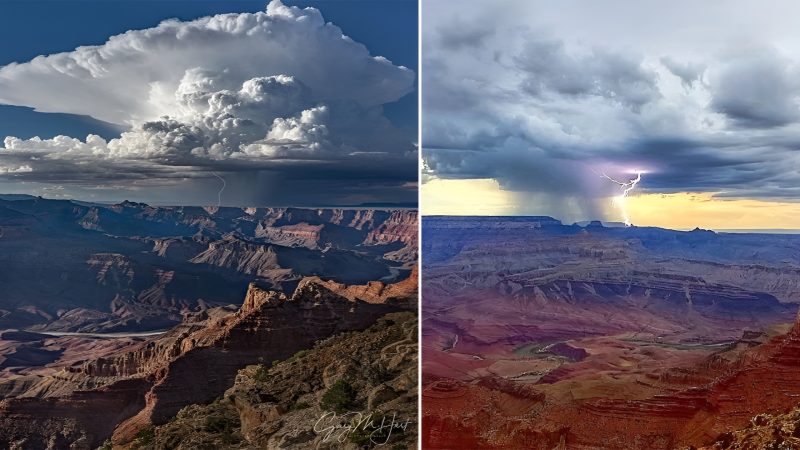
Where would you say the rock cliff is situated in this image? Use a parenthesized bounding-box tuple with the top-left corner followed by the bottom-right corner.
(129, 311, 417, 449)
(0, 270, 416, 449)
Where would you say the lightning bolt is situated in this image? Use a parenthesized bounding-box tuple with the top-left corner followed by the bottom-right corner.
(599, 170, 642, 226)
(212, 172, 226, 207)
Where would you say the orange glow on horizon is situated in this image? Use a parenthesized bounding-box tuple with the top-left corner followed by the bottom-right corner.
(422, 178, 800, 230)
(627, 192, 800, 230)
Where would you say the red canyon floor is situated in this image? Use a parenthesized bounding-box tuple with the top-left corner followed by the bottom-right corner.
(422, 216, 800, 449)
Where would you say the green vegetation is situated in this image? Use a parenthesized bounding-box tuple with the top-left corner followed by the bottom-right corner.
(366, 363, 393, 384)
(289, 400, 311, 411)
(252, 349, 316, 384)
(253, 363, 270, 382)
(204, 415, 236, 433)
(376, 325, 405, 348)
(321, 379, 357, 412)
(374, 317, 396, 328)
(287, 349, 309, 362)
(130, 427, 155, 449)
(204, 414, 240, 445)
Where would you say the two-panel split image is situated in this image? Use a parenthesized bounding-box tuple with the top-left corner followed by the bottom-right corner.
(0, 1, 798, 449)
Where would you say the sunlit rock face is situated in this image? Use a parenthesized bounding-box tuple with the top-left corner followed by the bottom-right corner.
(0, 270, 417, 448)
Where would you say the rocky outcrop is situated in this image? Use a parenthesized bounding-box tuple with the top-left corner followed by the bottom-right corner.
(365, 210, 418, 246)
(189, 236, 290, 279)
(254, 222, 326, 248)
(698, 407, 800, 450)
(188, 234, 396, 286)
(0, 271, 416, 449)
(365, 210, 418, 263)
(134, 311, 418, 449)
(0, 378, 150, 450)
(299, 265, 418, 309)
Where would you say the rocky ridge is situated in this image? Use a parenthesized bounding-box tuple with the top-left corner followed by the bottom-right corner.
(0, 270, 416, 449)
(697, 407, 800, 450)
(128, 311, 417, 450)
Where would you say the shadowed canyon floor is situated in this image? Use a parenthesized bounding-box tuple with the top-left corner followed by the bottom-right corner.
(421, 216, 800, 450)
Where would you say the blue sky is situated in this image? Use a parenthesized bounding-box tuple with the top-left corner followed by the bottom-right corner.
(0, 0, 417, 140)
(0, 0, 418, 206)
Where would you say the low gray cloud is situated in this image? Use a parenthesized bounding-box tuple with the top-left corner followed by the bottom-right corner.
(437, 18, 496, 50)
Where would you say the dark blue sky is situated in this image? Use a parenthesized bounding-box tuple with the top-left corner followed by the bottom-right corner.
(0, 0, 417, 140)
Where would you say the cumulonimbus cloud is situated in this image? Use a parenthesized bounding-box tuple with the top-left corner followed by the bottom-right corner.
(0, 0, 416, 196)
(0, 1, 412, 125)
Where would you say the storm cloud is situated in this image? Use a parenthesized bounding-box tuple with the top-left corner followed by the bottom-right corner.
(0, 0, 416, 206)
(422, 0, 800, 221)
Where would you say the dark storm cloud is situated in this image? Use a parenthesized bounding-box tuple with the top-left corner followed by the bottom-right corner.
(709, 50, 800, 128)
(422, 4, 800, 218)
(515, 36, 661, 109)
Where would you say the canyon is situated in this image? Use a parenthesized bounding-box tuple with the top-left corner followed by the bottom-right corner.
(422, 216, 800, 449)
(0, 267, 418, 449)
(0, 196, 415, 332)
(0, 195, 417, 449)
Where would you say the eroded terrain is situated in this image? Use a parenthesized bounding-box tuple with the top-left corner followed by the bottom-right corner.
(0, 196, 418, 449)
(422, 216, 800, 449)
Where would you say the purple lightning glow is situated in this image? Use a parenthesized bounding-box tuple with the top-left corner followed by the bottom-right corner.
(600, 170, 643, 226)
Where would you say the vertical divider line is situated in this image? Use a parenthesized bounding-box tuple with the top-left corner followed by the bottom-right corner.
(416, 0, 423, 447)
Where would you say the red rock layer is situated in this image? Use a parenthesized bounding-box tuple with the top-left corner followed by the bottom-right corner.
(365, 210, 419, 246)
(424, 314, 800, 450)
(0, 272, 416, 449)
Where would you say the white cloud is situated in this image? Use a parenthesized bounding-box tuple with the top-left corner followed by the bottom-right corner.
(0, 164, 32, 174)
(238, 105, 332, 158)
(0, 0, 416, 192)
(0, 0, 411, 126)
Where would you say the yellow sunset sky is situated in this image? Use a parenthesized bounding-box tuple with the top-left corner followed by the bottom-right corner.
(421, 178, 800, 230)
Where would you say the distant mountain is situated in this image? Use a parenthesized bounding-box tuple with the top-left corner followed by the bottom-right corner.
(573, 219, 628, 228)
(0, 194, 38, 202)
